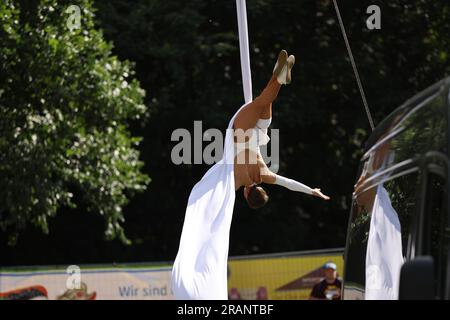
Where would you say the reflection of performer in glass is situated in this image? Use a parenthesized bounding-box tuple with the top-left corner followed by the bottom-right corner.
(353, 132, 404, 300)
(353, 112, 407, 219)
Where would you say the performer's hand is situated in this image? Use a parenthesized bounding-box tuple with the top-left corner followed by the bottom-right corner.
(312, 188, 330, 200)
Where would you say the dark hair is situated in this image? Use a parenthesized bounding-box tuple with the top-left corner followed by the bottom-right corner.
(246, 185, 269, 209)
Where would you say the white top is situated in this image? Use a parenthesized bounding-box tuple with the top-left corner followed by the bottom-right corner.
(234, 118, 271, 156)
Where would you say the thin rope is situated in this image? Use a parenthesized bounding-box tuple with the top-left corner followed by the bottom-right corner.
(332, 0, 375, 131)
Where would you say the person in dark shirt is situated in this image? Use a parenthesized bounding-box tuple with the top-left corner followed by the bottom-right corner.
(309, 262, 342, 300)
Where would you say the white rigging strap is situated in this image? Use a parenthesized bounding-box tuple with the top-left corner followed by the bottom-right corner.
(236, 0, 253, 104)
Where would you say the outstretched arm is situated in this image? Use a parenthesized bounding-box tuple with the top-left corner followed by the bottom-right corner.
(258, 155, 330, 200)
(273, 175, 313, 194)
(271, 174, 330, 200)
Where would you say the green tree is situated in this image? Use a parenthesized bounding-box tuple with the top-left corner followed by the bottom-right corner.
(0, 0, 149, 245)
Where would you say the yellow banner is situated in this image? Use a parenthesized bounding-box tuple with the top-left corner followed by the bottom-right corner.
(227, 252, 343, 300)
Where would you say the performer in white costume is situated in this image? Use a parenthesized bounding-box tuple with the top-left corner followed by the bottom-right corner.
(171, 50, 330, 300)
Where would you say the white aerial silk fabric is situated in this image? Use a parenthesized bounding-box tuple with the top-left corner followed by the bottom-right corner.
(365, 185, 404, 300)
(171, 102, 248, 300)
(236, 0, 252, 104)
(171, 0, 253, 299)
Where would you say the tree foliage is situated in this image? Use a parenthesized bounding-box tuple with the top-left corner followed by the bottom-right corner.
(0, 0, 149, 245)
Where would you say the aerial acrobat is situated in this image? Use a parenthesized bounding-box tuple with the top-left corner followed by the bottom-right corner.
(172, 50, 330, 300)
